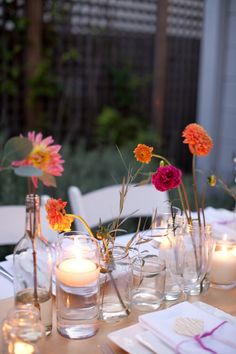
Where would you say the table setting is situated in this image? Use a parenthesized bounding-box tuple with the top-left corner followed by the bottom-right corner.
(1, 125, 236, 353)
(1, 206, 236, 353)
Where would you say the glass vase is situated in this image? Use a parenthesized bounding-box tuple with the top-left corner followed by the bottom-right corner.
(99, 245, 132, 323)
(168, 221, 213, 296)
(55, 231, 100, 339)
(13, 194, 53, 336)
(151, 207, 183, 301)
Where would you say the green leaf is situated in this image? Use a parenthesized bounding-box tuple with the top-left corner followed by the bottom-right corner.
(14, 166, 43, 177)
(39, 173, 57, 187)
(1, 137, 32, 166)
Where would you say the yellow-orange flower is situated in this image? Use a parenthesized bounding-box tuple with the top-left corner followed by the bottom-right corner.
(45, 198, 74, 232)
(182, 123, 213, 156)
(134, 144, 153, 164)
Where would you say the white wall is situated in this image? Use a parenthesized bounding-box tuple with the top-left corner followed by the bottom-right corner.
(197, 0, 236, 183)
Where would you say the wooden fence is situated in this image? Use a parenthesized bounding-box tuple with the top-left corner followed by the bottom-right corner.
(0, 0, 204, 170)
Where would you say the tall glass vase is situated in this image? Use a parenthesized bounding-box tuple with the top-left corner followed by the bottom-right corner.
(55, 232, 100, 339)
(13, 194, 53, 336)
(168, 221, 213, 296)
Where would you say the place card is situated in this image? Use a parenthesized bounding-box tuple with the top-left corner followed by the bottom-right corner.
(174, 317, 204, 336)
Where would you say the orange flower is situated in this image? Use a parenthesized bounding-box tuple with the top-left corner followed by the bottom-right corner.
(134, 144, 153, 164)
(45, 198, 74, 232)
(182, 123, 213, 156)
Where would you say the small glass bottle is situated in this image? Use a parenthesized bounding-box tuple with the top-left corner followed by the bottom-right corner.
(13, 194, 53, 336)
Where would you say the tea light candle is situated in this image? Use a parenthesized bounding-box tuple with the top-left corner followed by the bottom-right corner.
(11, 342, 35, 354)
(210, 237, 236, 285)
(56, 258, 100, 287)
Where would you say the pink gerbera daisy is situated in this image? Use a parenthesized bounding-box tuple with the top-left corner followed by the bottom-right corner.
(13, 132, 64, 188)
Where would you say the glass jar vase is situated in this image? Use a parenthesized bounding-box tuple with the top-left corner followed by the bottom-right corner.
(168, 221, 213, 295)
(99, 245, 132, 323)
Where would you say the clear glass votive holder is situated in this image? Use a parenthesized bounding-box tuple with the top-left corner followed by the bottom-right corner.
(209, 235, 236, 289)
(55, 232, 100, 339)
(2, 304, 44, 354)
(132, 255, 166, 311)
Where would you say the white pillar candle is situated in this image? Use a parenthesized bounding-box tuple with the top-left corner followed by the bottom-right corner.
(56, 258, 100, 287)
(210, 244, 236, 285)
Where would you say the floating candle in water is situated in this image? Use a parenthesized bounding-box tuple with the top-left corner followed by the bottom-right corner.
(56, 258, 100, 287)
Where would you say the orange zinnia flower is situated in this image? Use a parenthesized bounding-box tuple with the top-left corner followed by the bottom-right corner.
(45, 198, 74, 232)
(134, 144, 153, 164)
(182, 123, 213, 156)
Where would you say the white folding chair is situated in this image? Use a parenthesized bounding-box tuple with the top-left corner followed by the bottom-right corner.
(0, 195, 57, 246)
(68, 184, 169, 232)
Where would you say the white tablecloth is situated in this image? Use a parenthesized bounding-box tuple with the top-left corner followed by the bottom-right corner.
(0, 207, 235, 300)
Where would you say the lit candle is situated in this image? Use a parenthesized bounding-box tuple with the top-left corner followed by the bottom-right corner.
(56, 258, 100, 287)
(210, 237, 236, 285)
(11, 342, 35, 354)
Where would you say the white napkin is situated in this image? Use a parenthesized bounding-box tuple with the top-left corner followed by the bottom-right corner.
(0, 262, 14, 299)
(3, 253, 56, 295)
(193, 208, 236, 240)
(139, 302, 236, 354)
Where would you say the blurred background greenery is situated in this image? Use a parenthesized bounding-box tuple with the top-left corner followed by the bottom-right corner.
(0, 0, 235, 210)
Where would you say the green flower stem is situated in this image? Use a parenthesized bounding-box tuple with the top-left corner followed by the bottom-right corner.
(218, 177, 236, 201)
(152, 153, 170, 166)
(152, 153, 190, 223)
(68, 214, 95, 239)
(192, 154, 201, 227)
(102, 239, 110, 258)
(180, 181, 192, 223)
(201, 182, 207, 226)
(178, 185, 190, 224)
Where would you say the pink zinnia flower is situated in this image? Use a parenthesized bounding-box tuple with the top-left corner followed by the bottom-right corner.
(13, 132, 64, 188)
(152, 165, 182, 192)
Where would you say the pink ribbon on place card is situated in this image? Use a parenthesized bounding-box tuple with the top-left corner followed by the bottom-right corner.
(175, 320, 236, 354)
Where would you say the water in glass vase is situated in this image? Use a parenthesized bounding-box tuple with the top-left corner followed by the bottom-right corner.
(15, 288, 52, 336)
(56, 279, 99, 339)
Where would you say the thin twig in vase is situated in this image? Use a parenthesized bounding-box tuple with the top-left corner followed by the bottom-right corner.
(107, 270, 130, 316)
